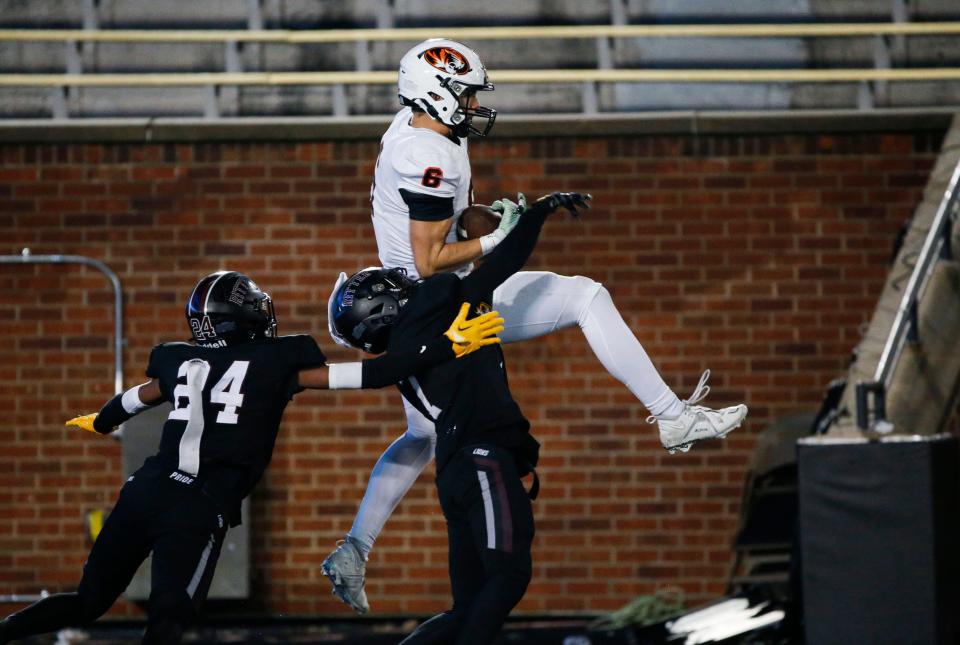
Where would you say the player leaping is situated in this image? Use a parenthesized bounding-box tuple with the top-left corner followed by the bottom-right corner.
(321, 38, 748, 614)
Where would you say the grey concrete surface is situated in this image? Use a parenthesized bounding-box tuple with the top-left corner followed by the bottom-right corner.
(0, 107, 952, 143)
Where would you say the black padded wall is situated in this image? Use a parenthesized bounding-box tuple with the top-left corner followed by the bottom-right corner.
(798, 435, 960, 645)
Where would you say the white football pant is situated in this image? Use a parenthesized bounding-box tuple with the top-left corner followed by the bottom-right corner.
(347, 271, 682, 550)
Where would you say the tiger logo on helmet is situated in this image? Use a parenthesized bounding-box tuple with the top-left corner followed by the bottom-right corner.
(420, 47, 472, 76)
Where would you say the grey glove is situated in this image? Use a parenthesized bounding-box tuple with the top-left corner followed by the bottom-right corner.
(480, 192, 528, 255)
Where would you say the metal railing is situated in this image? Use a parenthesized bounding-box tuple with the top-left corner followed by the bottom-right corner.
(1, 22, 959, 117)
(2, 22, 960, 43)
(855, 159, 960, 430)
(4, 68, 960, 86)
(0, 250, 125, 396)
(0, 251, 124, 603)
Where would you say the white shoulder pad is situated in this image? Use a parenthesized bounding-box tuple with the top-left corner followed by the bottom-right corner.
(393, 135, 461, 199)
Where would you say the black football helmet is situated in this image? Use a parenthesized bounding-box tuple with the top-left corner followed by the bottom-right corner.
(328, 267, 415, 354)
(186, 271, 277, 347)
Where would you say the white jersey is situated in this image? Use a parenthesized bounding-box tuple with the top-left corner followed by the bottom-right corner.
(371, 107, 473, 280)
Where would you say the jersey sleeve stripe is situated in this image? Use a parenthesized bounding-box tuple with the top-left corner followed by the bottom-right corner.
(401, 188, 454, 222)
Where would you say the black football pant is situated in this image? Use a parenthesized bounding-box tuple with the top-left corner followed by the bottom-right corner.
(400, 445, 535, 645)
(0, 467, 227, 645)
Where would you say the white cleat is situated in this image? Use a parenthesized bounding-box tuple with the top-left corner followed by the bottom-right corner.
(651, 370, 748, 454)
(321, 539, 370, 614)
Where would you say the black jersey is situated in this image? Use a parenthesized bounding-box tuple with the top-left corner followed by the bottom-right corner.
(390, 200, 559, 474)
(392, 273, 533, 474)
(144, 334, 325, 522)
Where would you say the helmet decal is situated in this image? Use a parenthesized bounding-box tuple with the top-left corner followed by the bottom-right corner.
(420, 47, 472, 75)
(189, 315, 217, 340)
(227, 276, 249, 307)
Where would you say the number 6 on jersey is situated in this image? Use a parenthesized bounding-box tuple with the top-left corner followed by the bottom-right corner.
(421, 166, 443, 188)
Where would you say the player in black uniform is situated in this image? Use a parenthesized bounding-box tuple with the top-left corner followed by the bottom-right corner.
(330, 192, 591, 645)
(0, 270, 503, 645)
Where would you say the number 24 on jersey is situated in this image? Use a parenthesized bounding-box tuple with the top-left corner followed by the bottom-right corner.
(169, 359, 250, 425)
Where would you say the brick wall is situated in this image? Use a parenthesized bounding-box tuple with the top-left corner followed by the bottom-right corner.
(0, 129, 943, 618)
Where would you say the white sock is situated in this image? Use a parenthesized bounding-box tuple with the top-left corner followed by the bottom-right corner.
(579, 286, 684, 419)
(346, 429, 435, 556)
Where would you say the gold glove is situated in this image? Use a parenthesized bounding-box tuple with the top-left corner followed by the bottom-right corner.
(66, 413, 99, 434)
(445, 302, 504, 358)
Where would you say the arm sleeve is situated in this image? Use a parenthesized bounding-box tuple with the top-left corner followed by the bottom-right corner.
(358, 336, 455, 389)
(460, 198, 553, 303)
(93, 393, 131, 433)
(92, 385, 156, 434)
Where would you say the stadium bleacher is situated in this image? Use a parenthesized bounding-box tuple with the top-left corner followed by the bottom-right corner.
(1, 0, 959, 118)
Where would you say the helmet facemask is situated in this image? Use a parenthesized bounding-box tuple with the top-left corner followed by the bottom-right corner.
(251, 291, 278, 340)
(439, 77, 497, 138)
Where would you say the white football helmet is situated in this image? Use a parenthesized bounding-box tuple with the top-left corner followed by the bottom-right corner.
(398, 38, 496, 137)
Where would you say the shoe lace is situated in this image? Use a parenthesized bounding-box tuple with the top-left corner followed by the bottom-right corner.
(646, 369, 711, 424)
(685, 369, 711, 406)
(330, 539, 354, 561)
(334, 537, 369, 564)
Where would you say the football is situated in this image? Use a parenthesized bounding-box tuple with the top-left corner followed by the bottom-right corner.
(456, 204, 501, 240)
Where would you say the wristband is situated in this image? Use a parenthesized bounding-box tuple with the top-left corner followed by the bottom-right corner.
(328, 362, 364, 390)
(122, 386, 150, 414)
(479, 229, 506, 255)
